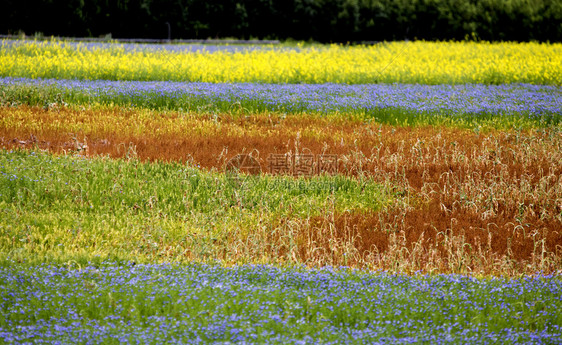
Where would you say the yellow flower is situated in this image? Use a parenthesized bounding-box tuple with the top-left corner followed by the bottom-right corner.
(1, 39, 561, 84)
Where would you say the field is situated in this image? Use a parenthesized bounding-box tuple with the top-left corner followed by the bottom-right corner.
(1, 39, 561, 343)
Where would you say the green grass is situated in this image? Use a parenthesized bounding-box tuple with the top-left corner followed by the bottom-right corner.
(0, 149, 400, 265)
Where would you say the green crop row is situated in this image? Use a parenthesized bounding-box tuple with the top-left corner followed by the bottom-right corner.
(0, 149, 400, 265)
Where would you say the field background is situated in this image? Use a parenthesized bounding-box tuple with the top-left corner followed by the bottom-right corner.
(1, 39, 561, 275)
(1, 4, 562, 341)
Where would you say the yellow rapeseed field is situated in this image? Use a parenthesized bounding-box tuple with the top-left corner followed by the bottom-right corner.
(1, 39, 561, 84)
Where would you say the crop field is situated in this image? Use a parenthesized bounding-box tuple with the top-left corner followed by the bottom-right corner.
(0, 39, 561, 343)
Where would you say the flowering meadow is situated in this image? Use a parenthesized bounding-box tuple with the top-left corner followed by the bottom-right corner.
(1, 263, 561, 344)
(2, 77, 561, 126)
(1, 39, 561, 343)
(2, 40, 562, 84)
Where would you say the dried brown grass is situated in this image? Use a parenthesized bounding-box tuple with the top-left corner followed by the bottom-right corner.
(2, 105, 561, 274)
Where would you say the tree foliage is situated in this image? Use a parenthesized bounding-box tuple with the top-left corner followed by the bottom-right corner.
(2, 0, 561, 42)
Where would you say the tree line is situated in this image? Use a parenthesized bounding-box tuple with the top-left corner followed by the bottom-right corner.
(2, 0, 561, 42)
